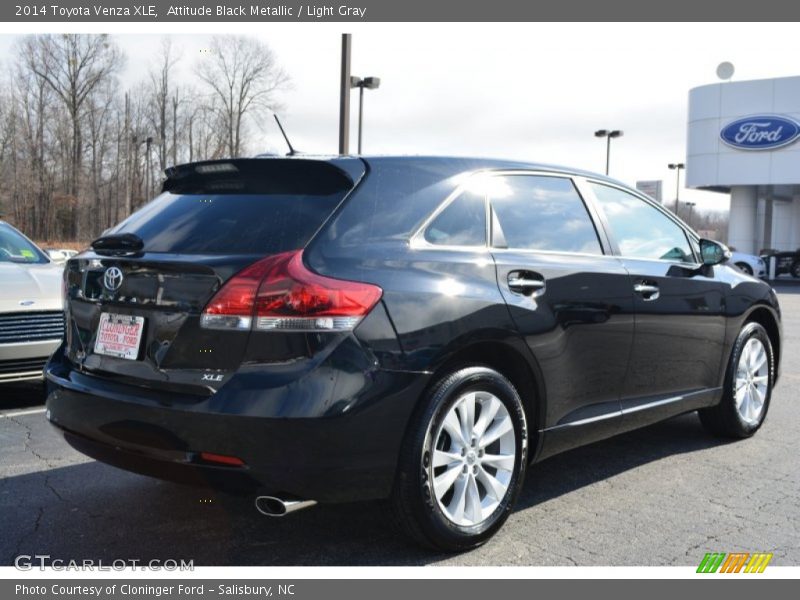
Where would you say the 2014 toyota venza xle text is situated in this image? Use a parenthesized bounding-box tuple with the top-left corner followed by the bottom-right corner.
(45, 156, 781, 551)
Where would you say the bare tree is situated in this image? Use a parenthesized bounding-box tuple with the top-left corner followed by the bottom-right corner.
(147, 38, 181, 172)
(0, 91, 14, 195)
(0, 85, 21, 223)
(195, 35, 288, 158)
(6, 54, 57, 238)
(182, 89, 227, 162)
(0, 33, 292, 244)
(85, 79, 117, 232)
(23, 35, 123, 196)
(126, 91, 154, 210)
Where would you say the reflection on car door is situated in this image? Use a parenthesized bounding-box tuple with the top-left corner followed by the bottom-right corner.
(586, 181, 726, 430)
(487, 174, 635, 457)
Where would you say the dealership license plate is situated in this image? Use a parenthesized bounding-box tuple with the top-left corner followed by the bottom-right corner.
(94, 313, 145, 360)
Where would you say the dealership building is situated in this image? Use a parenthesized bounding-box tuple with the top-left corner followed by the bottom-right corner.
(686, 75, 800, 255)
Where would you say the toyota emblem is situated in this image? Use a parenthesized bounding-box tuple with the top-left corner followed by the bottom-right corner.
(103, 267, 124, 292)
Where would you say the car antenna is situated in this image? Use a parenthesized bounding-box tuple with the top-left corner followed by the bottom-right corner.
(273, 114, 297, 156)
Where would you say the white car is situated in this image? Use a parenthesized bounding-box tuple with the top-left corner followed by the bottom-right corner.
(44, 248, 79, 263)
(729, 250, 766, 277)
(0, 221, 65, 383)
(45, 249, 68, 263)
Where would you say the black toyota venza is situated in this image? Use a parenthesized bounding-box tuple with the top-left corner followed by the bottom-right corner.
(46, 156, 781, 551)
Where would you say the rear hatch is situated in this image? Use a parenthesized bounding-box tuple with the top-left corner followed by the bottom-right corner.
(63, 158, 364, 395)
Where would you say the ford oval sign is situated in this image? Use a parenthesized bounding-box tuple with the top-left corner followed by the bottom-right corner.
(720, 115, 800, 150)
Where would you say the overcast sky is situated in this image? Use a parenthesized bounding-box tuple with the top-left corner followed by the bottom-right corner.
(3, 23, 800, 212)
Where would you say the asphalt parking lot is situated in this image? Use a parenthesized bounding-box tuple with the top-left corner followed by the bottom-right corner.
(2, 286, 799, 567)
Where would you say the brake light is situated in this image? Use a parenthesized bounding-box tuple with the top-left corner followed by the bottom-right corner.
(200, 250, 382, 332)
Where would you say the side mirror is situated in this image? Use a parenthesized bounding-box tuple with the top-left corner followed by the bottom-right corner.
(699, 238, 731, 266)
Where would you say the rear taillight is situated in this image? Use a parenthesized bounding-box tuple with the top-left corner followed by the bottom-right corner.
(200, 259, 269, 331)
(200, 250, 382, 332)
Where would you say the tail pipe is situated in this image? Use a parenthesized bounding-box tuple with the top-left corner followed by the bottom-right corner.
(255, 495, 317, 517)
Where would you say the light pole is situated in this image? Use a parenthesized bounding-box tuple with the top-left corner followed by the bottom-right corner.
(338, 34, 352, 155)
(685, 201, 696, 225)
(668, 163, 685, 214)
(594, 129, 623, 175)
(350, 76, 381, 154)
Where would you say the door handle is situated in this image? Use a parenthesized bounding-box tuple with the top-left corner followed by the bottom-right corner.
(633, 281, 660, 301)
(508, 272, 545, 294)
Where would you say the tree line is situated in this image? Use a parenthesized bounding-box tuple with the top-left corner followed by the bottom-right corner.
(673, 200, 729, 242)
(0, 34, 289, 242)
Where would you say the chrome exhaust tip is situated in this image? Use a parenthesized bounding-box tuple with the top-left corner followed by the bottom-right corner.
(255, 495, 317, 517)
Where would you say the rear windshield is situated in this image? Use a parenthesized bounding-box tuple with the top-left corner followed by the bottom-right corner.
(113, 192, 345, 255)
(0, 223, 48, 264)
(111, 160, 352, 255)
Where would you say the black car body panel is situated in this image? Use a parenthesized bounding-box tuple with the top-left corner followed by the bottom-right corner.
(46, 155, 782, 503)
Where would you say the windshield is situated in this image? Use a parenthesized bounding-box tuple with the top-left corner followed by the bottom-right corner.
(0, 223, 48, 264)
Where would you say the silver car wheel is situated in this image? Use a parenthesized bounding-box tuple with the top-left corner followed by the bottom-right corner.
(734, 337, 769, 426)
(430, 391, 516, 527)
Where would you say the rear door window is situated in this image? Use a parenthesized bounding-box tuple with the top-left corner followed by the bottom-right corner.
(489, 175, 602, 254)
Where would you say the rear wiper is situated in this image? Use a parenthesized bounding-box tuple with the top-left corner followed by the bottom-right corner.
(91, 233, 144, 257)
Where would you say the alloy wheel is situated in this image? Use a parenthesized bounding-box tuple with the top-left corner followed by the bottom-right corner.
(735, 337, 769, 425)
(430, 391, 516, 527)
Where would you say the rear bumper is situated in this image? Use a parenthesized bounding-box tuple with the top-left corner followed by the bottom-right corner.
(45, 350, 429, 503)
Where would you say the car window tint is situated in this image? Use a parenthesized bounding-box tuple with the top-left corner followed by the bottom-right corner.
(424, 190, 486, 246)
(489, 175, 602, 254)
(114, 192, 345, 255)
(590, 183, 694, 263)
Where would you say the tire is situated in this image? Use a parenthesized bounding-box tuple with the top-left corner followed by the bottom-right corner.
(699, 322, 774, 438)
(391, 366, 528, 551)
(791, 261, 800, 278)
(735, 262, 753, 276)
